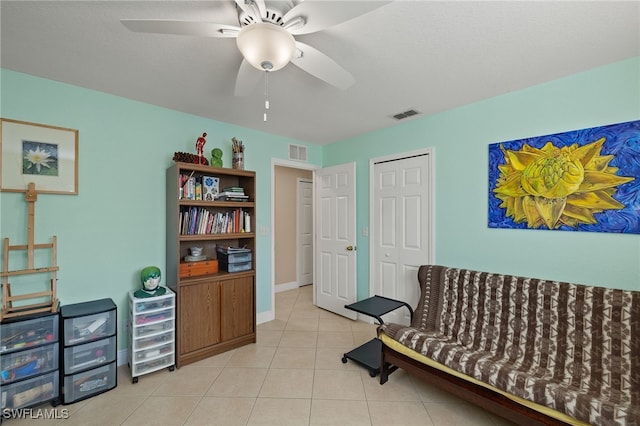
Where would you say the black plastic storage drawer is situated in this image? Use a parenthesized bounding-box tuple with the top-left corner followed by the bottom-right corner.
(0, 314, 58, 354)
(1, 342, 58, 384)
(61, 299, 116, 346)
(63, 336, 116, 374)
(62, 362, 116, 404)
(1, 370, 59, 410)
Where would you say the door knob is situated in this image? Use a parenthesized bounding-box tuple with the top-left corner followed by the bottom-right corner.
(346, 245, 356, 251)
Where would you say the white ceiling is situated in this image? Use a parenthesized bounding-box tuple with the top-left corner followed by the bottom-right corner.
(1, 1, 639, 145)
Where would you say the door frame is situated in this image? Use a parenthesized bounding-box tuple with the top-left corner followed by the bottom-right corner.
(269, 158, 319, 321)
(368, 147, 435, 298)
(297, 178, 313, 287)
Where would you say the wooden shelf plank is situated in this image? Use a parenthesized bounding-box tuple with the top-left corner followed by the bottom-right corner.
(179, 200, 255, 208)
(179, 233, 255, 241)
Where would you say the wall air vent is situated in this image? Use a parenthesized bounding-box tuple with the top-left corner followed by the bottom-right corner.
(392, 109, 421, 120)
(288, 144, 308, 162)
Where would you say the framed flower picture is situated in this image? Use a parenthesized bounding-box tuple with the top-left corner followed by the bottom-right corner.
(1, 118, 79, 195)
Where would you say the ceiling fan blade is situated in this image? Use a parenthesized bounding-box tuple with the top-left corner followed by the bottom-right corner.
(235, 59, 264, 96)
(291, 42, 355, 90)
(235, 0, 262, 22)
(254, 0, 267, 20)
(283, 1, 390, 35)
(121, 19, 240, 38)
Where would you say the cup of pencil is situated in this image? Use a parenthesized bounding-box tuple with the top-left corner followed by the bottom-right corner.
(232, 137, 244, 170)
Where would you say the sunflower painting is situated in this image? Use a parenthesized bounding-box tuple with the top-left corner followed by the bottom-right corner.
(488, 120, 640, 234)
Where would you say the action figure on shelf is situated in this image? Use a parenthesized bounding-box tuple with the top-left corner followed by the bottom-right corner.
(135, 266, 166, 298)
(195, 132, 207, 165)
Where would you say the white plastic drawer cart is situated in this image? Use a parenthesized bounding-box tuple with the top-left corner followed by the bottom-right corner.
(128, 288, 175, 383)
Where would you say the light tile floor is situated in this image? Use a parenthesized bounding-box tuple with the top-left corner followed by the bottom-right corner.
(8, 285, 516, 425)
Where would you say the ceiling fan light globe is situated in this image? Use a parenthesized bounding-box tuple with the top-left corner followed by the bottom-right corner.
(236, 22, 295, 72)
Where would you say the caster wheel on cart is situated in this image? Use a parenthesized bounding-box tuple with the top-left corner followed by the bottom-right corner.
(341, 356, 347, 364)
(168, 365, 175, 372)
(132, 377, 138, 384)
(369, 369, 377, 378)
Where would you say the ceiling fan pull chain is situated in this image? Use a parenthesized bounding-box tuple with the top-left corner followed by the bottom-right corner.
(264, 70, 269, 122)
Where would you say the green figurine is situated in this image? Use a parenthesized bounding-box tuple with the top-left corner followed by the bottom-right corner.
(135, 266, 167, 298)
(211, 148, 223, 167)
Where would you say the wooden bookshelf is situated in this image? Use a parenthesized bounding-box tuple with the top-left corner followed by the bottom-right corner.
(166, 162, 256, 368)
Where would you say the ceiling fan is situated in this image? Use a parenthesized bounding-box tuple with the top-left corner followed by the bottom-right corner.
(121, 0, 388, 96)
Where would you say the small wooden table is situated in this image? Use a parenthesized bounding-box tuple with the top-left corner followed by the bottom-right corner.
(341, 295, 413, 377)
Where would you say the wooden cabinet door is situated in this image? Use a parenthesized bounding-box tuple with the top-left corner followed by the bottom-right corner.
(220, 275, 255, 341)
(179, 281, 221, 354)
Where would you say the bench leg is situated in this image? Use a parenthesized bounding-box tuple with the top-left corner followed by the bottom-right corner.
(380, 364, 389, 384)
(379, 346, 393, 384)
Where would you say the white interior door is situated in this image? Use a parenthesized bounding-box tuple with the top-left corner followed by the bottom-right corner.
(314, 162, 357, 319)
(371, 151, 433, 325)
(297, 179, 313, 286)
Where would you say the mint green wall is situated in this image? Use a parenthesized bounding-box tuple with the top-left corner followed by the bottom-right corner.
(324, 56, 640, 299)
(0, 69, 322, 347)
(2, 57, 639, 352)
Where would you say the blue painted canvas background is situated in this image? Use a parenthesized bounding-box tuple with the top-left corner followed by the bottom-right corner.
(488, 120, 640, 234)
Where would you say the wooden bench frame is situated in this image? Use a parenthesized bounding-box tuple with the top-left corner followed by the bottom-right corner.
(380, 343, 570, 426)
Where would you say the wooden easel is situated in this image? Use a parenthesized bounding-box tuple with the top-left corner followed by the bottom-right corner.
(1, 182, 59, 320)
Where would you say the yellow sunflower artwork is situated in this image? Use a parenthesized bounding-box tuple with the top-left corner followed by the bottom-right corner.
(489, 120, 639, 233)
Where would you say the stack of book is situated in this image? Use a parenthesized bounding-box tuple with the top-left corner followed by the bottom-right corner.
(215, 186, 248, 202)
(179, 173, 220, 201)
(179, 207, 251, 235)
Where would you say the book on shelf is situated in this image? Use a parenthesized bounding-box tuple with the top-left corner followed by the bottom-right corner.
(215, 194, 249, 202)
(184, 176, 196, 200)
(203, 176, 220, 201)
(222, 186, 244, 192)
(178, 173, 189, 199)
(195, 181, 202, 201)
(244, 211, 251, 233)
(216, 191, 247, 197)
(178, 172, 200, 200)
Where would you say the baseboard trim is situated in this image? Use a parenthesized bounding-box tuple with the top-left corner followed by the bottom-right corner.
(357, 314, 376, 324)
(257, 310, 274, 324)
(117, 348, 127, 367)
(275, 281, 299, 293)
